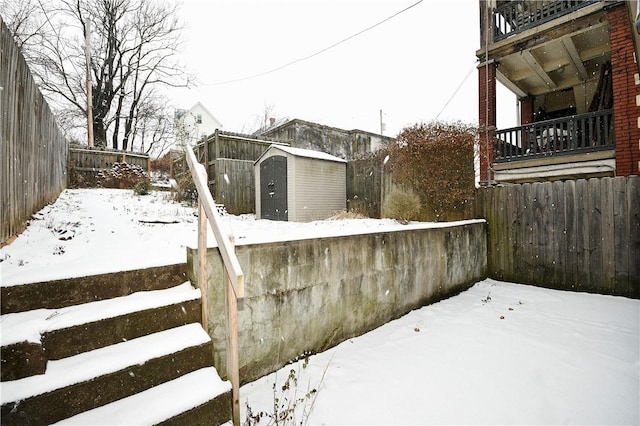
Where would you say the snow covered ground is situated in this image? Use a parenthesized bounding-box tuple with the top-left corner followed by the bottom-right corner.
(241, 279, 640, 425)
(1, 188, 638, 424)
(0, 188, 478, 286)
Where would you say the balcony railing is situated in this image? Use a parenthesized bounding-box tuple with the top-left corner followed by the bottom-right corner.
(494, 109, 614, 162)
(493, 0, 595, 41)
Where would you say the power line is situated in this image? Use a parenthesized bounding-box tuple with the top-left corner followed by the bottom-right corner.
(200, 0, 424, 87)
(435, 61, 477, 120)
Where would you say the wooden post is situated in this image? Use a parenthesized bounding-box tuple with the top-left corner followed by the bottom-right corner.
(198, 202, 208, 330)
(224, 235, 240, 426)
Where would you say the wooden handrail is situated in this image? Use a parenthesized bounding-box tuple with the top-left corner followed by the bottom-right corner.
(185, 145, 245, 297)
(184, 144, 242, 426)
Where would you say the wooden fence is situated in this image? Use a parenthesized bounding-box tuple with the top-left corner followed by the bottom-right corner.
(347, 157, 383, 218)
(210, 159, 255, 215)
(168, 131, 288, 214)
(475, 176, 639, 298)
(1, 19, 67, 243)
(69, 147, 150, 185)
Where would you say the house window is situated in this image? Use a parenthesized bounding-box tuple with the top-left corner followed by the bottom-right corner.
(196, 114, 202, 124)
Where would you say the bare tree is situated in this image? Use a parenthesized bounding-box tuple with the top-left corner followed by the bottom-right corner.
(3, 0, 191, 150)
(243, 102, 277, 135)
(0, 0, 46, 50)
(133, 92, 177, 158)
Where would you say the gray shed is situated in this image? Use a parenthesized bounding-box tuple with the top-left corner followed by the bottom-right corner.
(254, 145, 347, 222)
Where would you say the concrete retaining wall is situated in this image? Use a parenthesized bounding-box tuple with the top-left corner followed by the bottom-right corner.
(187, 220, 487, 384)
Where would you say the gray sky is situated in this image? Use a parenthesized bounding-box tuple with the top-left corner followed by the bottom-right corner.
(168, 0, 517, 136)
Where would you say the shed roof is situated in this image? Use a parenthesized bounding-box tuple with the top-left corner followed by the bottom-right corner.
(255, 144, 347, 165)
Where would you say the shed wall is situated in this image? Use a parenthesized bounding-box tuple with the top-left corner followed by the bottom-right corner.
(289, 156, 346, 221)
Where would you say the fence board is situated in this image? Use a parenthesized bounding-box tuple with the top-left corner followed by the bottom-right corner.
(476, 176, 638, 298)
(613, 177, 629, 294)
(531, 183, 544, 283)
(601, 178, 615, 293)
(487, 186, 500, 278)
(551, 180, 565, 287)
(521, 183, 532, 284)
(512, 182, 526, 281)
(628, 176, 640, 293)
(541, 182, 554, 284)
(587, 178, 603, 292)
(575, 179, 591, 288)
(564, 180, 578, 290)
(504, 184, 517, 281)
(1, 20, 67, 242)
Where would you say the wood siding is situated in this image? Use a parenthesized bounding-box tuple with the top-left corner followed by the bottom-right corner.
(1, 20, 67, 242)
(475, 176, 640, 298)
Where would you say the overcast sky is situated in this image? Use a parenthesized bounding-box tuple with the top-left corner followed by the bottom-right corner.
(168, 0, 517, 137)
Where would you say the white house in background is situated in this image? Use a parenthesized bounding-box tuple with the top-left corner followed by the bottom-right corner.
(174, 102, 223, 147)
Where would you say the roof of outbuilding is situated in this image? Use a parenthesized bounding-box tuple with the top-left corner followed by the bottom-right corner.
(254, 144, 347, 165)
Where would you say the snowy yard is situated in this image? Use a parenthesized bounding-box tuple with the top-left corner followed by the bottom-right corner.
(241, 279, 639, 424)
(1, 188, 638, 424)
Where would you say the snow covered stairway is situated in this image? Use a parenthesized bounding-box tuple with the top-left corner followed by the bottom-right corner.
(0, 264, 232, 425)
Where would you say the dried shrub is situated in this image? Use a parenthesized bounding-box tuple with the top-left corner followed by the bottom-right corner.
(68, 166, 92, 188)
(386, 121, 476, 221)
(328, 210, 368, 220)
(151, 152, 172, 175)
(133, 179, 152, 195)
(383, 188, 421, 224)
(171, 174, 197, 205)
(97, 162, 149, 189)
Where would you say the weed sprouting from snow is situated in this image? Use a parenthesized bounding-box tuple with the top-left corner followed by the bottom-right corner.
(481, 291, 492, 304)
(243, 352, 320, 426)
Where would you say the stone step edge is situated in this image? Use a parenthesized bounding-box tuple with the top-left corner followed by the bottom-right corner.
(1, 263, 187, 314)
(1, 323, 211, 405)
(42, 298, 202, 361)
(1, 282, 200, 348)
(53, 367, 231, 425)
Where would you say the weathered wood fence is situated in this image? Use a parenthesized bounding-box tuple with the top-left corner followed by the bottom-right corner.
(170, 131, 288, 214)
(1, 19, 67, 243)
(347, 157, 383, 218)
(69, 147, 150, 185)
(475, 176, 639, 298)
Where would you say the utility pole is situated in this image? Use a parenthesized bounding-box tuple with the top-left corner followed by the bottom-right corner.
(379, 109, 385, 136)
(85, 19, 94, 148)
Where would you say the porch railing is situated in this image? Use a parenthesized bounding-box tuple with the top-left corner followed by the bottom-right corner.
(185, 144, 244, 426)
(494, 109, 614, 162)
(493, 0, 595, 41)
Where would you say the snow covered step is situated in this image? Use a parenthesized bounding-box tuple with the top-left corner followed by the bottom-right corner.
(0, 323, 215, 425)
(1, 282, 202, 380)
(54, 367, 232, 426)
(1, 263, 187, 314)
